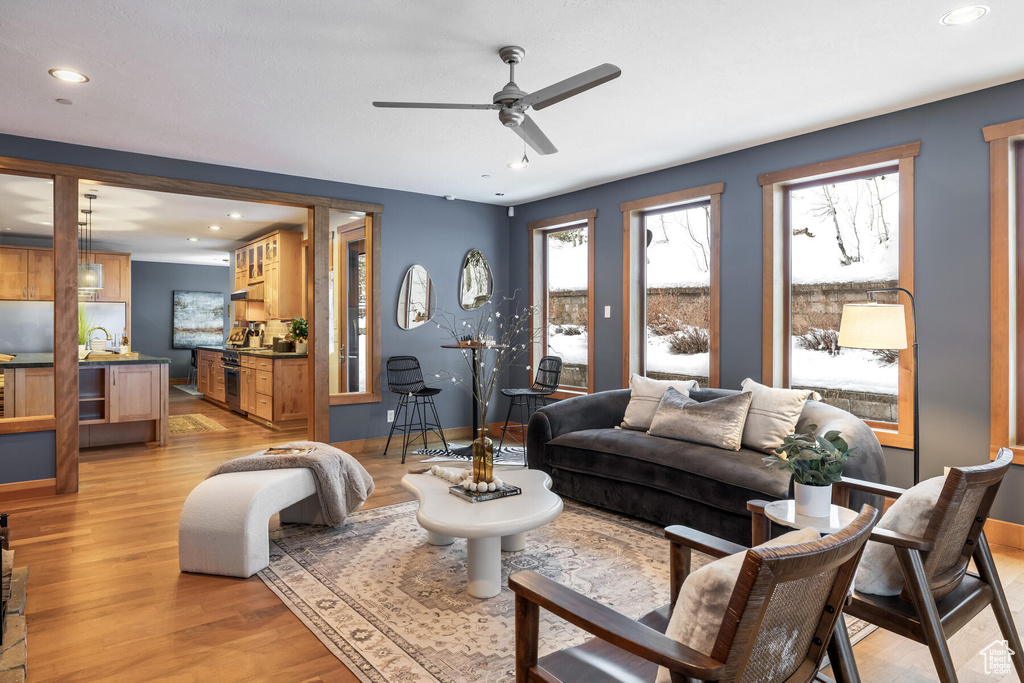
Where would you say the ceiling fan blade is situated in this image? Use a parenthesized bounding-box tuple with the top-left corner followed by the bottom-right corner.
(518, 63, 622, 111)
(372, 101, 499, 110)
(512, 115, 558, 155)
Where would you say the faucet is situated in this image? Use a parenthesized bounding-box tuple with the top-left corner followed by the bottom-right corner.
(87, 326, 113, 342)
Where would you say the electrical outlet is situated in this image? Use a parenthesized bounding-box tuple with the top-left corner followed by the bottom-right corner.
(604, 305, 611, 318)
(387, 410, 395, 423)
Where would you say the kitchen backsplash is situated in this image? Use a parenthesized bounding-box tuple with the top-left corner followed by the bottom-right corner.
(264, 319, 290, 341)
(0, 301, 126, 354)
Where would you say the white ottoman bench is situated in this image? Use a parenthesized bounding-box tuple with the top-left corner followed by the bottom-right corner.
(179, 468, 326, 578)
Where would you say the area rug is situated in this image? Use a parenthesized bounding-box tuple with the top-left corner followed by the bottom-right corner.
(414, 442, 527, 466)
(259, 500, 874, 682)
(172, 384, 203, 397)
(168, 413, 227, 435)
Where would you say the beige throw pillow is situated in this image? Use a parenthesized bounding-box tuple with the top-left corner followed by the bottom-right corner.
(656, 527, 820, 682)
(740, 378, 821, 453)
(854, 475, 945, 596)
(648, 389, 752, 451)
(620, 374, 699, 431)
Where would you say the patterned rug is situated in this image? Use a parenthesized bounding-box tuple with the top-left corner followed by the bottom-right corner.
(168, 413, 227, 435)
(414, 442, 527, 466)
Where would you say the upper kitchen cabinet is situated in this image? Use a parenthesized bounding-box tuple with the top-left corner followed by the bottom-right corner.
(81, 252, 130, 302)
(0, 247, 54, 301)
(236, 230, 302, 320)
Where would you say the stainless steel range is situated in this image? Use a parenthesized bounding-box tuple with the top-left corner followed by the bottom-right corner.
(221, 349, 244, 415)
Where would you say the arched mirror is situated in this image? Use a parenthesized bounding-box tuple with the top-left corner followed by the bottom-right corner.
(397, 264, 435, 330)
(459, 249, 493, 310)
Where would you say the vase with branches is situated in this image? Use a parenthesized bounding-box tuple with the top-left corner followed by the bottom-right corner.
(432, 293, 542, 484)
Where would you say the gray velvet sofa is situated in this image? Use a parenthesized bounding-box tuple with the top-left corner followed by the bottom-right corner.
(526, 387, 887, 545)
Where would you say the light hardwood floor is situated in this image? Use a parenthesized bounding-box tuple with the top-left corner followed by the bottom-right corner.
(4, 390, 1023, 681)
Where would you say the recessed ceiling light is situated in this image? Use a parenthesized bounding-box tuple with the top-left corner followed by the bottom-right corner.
(55, 98, 73, 105)
(481, 174, 491, 179)
(940, 5, 989, 25)
(187, 237, 200, 242)
(495, 193, 505, 196)
(227, 212, 244, 219)
(48, 68, 89, 83)
(41, 221, 52, 226)
(4, 228, 11, 231)
(208, 225, 221, 230)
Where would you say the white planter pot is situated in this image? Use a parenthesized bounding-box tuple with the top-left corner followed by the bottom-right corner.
(794, 482, 833, 518)
(294, 341, 308, 354)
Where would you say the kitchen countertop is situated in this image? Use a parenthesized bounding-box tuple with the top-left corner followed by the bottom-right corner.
(0, 352, 172, 369)
(196, 345, 308, 359)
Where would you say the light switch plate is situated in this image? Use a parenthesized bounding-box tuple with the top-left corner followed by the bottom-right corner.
(387, 410, 395, 423)
(604, 305, 611, 318)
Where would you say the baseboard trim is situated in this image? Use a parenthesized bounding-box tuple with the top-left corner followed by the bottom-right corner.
(985, 518, 1024, 550)
(335, 422, 520, 455)
(0, 478, 57, 502)
(169, 378, 188, 386)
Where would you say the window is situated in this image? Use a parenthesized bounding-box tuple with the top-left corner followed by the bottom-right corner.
(622, 183, 723, 387)
(528, 209, 596, 394)
(760, 143, 918, 449)
(328, 209, 380, 404)
(986, 119, 1024, 463)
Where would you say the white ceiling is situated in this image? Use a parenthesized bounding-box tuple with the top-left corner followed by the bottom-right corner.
(0, 175, 307, 265)
(2, 1, 1023, 205)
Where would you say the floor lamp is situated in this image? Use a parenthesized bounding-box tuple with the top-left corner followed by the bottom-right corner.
(837, 287, 919, 484)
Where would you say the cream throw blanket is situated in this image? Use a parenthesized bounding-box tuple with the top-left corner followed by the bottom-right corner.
(208, 441, 375, 526)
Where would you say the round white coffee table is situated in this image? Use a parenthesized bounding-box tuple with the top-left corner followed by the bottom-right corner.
(400, 468, 563, 599)
(763, 499, 858, 535)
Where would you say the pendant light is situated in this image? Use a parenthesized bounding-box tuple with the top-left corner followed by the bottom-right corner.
(78, 193, 103, 293)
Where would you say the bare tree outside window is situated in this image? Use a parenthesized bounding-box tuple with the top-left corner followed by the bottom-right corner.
(642, 202, 711, 384)
(789, 171, 900, 422)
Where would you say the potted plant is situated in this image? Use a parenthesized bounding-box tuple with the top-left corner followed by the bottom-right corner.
(78, 304, 93, 355)
(763, 424, 856, 518)
(289, 318, 308, 353)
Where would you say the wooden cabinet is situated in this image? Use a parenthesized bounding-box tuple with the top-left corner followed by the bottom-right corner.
(109, 365, 161, 423)
(240, 365, 256, 414)
(255, 367, 274, 395)
(233, 230, 302, 321)
(0, 249, 29, 300)
(0, 247, 129, 304)
(210, 368, 226, 403)
(2, 367, 55, 417)
(273, 359, 308, 422)
(0, 247, 53, 300)
(27, 250, 54, 300)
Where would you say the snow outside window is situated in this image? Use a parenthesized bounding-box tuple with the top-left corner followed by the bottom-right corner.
(788, 170, 900, 422)
(642, 202, 711, 385)
(545, 226, 588, 389)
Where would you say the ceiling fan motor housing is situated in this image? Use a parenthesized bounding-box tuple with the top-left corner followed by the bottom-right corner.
(498, 108, 525, 128)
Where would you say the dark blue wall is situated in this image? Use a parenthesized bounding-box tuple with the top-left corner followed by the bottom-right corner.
(509, 78, 1024, 524)
(0, 431, 55, 485)
(131, 261, 232, 379)
(0, 132, 509, 469)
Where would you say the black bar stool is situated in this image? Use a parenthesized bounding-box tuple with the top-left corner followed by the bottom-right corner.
(498, 356, 562, 455)
(187, 348, 198, 387)
(384, 356, 449, 463)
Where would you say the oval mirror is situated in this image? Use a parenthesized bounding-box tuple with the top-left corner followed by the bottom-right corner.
(397, 264, 435, 330)
(459, 249, 493, 310)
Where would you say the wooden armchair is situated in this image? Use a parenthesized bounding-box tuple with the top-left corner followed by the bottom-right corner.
(509, 506, 878, 683)
(825, 448, 1023, 682)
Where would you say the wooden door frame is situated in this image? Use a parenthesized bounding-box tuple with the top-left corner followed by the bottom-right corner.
(0, 154, 384, 491)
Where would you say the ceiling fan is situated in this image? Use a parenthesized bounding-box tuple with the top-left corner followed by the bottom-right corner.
(373, 46, 621, 156)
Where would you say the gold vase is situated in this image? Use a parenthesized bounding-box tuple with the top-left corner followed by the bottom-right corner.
(472, 429, 494, 484)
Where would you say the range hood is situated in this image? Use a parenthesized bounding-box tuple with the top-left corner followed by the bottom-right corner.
(231, 283, 265, 302)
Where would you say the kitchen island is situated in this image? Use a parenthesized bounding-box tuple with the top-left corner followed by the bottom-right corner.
(1, 353, 170, 447)
(195, 346, 308, 429)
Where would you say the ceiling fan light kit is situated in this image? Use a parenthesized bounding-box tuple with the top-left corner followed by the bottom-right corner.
(373, 46, 621, 158)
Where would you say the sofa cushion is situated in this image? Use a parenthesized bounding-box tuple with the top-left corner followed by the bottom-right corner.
(648, 388, 752, 451)
(740, 378, 821, 453)
(620, 374, 699, 432)
(545, 428, 792, 514)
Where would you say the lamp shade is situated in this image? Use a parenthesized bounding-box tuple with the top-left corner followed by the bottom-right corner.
(838, 303, 908, 350)
(77, 262, 104, 291)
